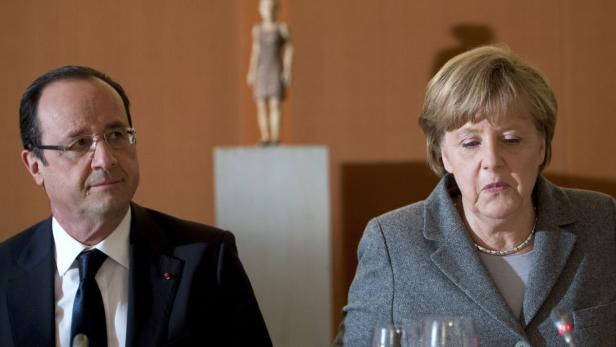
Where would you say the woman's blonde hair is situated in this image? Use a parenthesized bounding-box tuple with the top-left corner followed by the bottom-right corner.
(419, 45, 557, 176)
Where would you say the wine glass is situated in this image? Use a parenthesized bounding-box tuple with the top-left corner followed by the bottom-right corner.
(372, 324, 404, 347)
(399, 321, 422, 347)
(418, 316, 476, 347)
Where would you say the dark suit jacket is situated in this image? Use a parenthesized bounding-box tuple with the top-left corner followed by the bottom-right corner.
(339, 175, 616, 346)
(0, 203, 272, 347)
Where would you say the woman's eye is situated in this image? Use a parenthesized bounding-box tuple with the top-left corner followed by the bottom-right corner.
(461, 140, 479, 148)
(504, 137, 521, 144)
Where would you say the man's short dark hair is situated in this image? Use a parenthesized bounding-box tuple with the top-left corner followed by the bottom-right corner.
(19, 65, 132, 163)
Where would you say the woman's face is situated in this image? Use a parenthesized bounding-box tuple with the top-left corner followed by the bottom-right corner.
(440, 111, 545, 220)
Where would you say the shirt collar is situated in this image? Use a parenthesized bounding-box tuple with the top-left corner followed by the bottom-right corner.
(52, 209, 131, 276)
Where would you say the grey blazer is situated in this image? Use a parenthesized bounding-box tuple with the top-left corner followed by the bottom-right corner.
(339, 175, 616, 346)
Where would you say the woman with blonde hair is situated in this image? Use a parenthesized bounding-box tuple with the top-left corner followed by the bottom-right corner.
(338, 46, 616, 346)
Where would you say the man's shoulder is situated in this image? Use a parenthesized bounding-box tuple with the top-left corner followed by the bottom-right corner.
(0, 218, 50, 273)
(132, 204, 232, 245)
(0, 219, 49, 253)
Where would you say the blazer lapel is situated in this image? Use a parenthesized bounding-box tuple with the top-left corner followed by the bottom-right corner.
(430, 244, 527, 336)
(424, 176, 526, 338)
(6, 219, 55, 346)
(126, 204, 183, 347)
(521, 177, 577, 326)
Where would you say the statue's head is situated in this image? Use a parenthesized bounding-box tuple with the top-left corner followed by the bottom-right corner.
(259, 0, 277, 21)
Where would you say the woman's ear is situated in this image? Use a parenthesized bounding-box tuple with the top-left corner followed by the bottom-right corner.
(441, 149, 452, 173)
(538, 137, 547, 167)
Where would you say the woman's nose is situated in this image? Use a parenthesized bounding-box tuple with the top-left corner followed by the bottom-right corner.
(481, 141, 503, 170)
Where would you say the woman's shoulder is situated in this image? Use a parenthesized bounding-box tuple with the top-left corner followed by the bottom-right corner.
(538, 177, 616, 225)
(368, 200, 427, 232)
(560, 185, 614, 201)
(550, 182, 615, 211)
(560, 186, 615, 220)
(367, 177, 452, 235)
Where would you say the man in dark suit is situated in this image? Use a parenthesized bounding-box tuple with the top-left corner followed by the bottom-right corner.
(0, 66, 272, 346)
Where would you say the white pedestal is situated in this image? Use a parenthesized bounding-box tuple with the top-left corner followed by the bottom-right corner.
(214, 146, 332, 347)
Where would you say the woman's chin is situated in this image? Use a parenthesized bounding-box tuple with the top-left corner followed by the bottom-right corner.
(476, 203, 519, 220)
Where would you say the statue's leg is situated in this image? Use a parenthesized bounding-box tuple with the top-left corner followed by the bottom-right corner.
(257, 99, 270, 143)
(269, 97, 281, 144)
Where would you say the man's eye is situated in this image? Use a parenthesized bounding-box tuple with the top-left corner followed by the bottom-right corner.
(107, 130, 124, 140)
(69, 138, 92, 151)
(107, 130, 129, 146)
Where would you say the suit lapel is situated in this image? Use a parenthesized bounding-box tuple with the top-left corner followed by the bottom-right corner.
(6, 219, 55, 346)
(424, 176, 526, 337)
(126, 204, 183, 347)
(521, 177, 577, 326)
(430, 244, 527, 336)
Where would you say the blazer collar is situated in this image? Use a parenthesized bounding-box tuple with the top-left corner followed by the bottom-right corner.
(7, 219, 55, 346)
(422, 175, 578, 337)
(126, 203, 184, 347)
(423, 175, 527, 337)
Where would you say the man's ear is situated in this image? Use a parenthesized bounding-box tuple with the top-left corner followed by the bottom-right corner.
(21, 150, 45, 186)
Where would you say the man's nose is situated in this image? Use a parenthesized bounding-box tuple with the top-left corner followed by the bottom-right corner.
(90, 138, 117, 169)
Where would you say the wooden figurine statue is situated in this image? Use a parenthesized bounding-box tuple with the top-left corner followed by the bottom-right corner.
(247, 0, 294, 145)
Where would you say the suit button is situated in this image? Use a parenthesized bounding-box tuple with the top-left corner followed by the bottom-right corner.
(515, 341, 531, 347)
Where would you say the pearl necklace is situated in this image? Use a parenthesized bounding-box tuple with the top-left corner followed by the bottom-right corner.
(473, 220, 536, 256)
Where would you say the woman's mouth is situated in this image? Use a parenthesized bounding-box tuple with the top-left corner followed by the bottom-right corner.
(482, 181, 509, 193)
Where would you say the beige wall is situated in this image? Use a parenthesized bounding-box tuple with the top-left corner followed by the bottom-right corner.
(0, 1, 241, 232)
(2, 0, 616, 335)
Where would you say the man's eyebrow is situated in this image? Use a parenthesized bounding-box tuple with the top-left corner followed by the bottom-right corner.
(64, 128, 88, 139)
(60, 121, 129, 139)
(106, 121, 129, 129)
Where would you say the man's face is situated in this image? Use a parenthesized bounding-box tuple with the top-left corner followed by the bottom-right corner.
(23, 78, 140, 222)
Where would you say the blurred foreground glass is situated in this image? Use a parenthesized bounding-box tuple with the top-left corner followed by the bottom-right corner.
(413, 316, 476, 347)
(551, 307, 577, 346)
(372, 324, 403, 347)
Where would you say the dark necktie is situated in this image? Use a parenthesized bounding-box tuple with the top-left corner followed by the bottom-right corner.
(71, 249, 108, 347)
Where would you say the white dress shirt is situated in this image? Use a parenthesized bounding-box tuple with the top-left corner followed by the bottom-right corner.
(52, 210, 130, 347)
